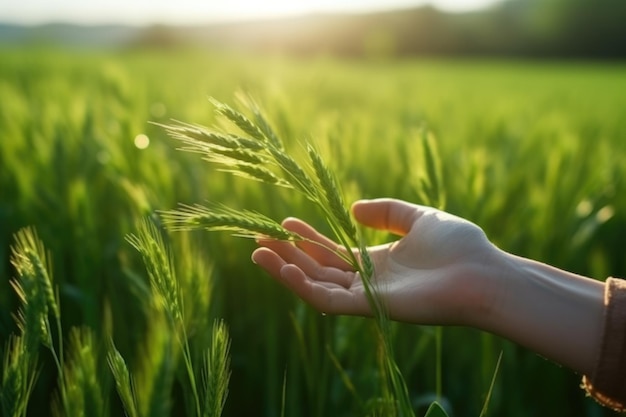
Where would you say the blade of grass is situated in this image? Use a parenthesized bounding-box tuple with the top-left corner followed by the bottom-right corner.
(478, 351, 503, 417)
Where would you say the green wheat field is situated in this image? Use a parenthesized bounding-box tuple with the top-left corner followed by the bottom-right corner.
(2, 47, 626, 417)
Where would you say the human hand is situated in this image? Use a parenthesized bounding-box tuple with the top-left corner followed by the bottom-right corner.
(252, 198, 501, 326)
(253, 198, 607, 377)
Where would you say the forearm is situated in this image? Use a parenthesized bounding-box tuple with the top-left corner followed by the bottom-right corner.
(478, 249, 605, 376)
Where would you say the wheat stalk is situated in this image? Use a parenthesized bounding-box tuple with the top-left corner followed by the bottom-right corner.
(161, 203, 302, 241)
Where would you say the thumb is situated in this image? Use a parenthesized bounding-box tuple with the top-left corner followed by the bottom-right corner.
(351, 198, 418, 236)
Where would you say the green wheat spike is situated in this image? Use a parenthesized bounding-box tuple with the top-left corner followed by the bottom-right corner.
(235, 92, 283, 149)
(268, 147, 318, 199)
(56, 327, 106, 417)
(218, 163, 291, 187)
(160, 203, 302, 241)
(209, 98, 267, 143)
(10, 228, 59, 351)
(228, 134, 268, 151)
(421, 129, 446, 210)
(126, 220, 183, 326)
(307, 143, 358, 245)
(1, 336, 38, 417)
(128, 220, 208, 417)
(202, 319, 231, 417)
(25, 250, 58, 320)
(163, 123, 238, 149)
(167, 128, 273, 169)
(8, 277, 48, 353)
(162, 122, 267, 152)
(205, 146, 269, 166)
(107, 340, 138, 417)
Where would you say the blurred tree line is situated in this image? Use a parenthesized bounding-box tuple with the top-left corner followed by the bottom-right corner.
(178, 0, 626, 59)
(486, 0, 626, 57)
(3, 0, 623, 58)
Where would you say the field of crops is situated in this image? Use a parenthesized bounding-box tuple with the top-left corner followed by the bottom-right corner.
(1, 47, 625, 417)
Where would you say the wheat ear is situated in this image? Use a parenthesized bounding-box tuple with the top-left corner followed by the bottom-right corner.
(1, 335, 39, 417)
(126, 220, 183, 325)
(201, 319, 231, 417)
(160, 203, 302, 241)
(107, 339, 138, 417)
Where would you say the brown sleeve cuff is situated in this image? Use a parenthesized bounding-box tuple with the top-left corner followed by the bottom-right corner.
(582, 277, 626, 412)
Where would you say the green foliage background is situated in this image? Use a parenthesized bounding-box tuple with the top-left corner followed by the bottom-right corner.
(1, 47, 625, 416)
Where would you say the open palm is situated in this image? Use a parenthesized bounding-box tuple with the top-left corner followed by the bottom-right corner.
(252, 198, 499, 326)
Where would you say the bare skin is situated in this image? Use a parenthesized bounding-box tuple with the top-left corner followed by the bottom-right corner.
(251, 198, 605, 377)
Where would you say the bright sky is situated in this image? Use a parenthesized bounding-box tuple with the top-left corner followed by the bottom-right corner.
(0, 0, 502, 25)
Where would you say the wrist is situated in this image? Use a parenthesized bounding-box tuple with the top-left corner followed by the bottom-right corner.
(478, 249, 605, 375)
(457, 244, 510, 328)
(439, 243, 508, 328)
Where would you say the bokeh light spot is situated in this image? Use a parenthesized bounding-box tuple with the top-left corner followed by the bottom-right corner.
(134, 134, 150, 149)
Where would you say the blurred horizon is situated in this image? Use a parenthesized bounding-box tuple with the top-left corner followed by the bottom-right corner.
(1, 0, 625, 59)
(1, 0, 501, 26)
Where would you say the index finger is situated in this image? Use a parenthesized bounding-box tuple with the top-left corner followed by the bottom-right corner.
(282, 218, 354, 271)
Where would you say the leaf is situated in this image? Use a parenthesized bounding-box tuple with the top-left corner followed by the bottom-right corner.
(423, 401, 450, 417)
